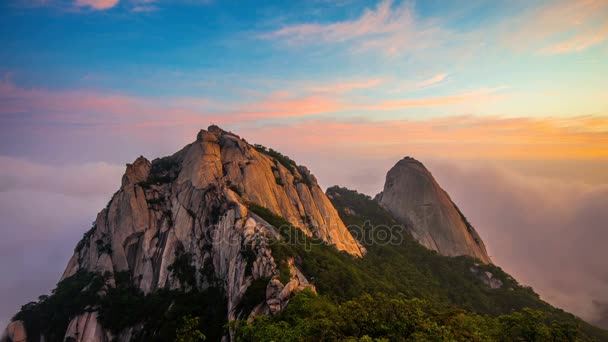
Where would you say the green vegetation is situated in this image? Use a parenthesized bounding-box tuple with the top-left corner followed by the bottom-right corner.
(139, 157, 180, 188)
(239, 187, 608, 341)
(233, 290, 583, 342)
(300, 173, 314, 188)
(168, 244, 198, 288)
(176, 316, 206, 342)
(254, 144, 297, 174)
(13, 271, 105, 342)
(14, 271, 227, 342)
(95, 236, 112, 256)
(278, 260, 292, 285)
(240, 242, 257, 277)
(237, 278, 270, 315)
(74, 223, 96, 253)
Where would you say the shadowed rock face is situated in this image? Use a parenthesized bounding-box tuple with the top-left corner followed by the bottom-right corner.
(376, 157, 491, 264)
(4, 126, 362, 342)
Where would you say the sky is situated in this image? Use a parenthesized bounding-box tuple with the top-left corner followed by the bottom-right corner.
(1, 0, 608, 330)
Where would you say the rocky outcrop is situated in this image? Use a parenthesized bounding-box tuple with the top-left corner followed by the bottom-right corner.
(6, 126, 362, 341)
(1, 321, 27, 342)
(470, 265, 503, 289)
(64, 312, 107, 342)
(376, 157, 491, 263)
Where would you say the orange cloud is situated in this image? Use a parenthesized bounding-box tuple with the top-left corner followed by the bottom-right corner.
(243, 115, 608, 160)
(236, 94, 344, 119)
(75, 0, 120, 10)
(232, 87, 504, 119)
(0, 77, 506, 123)
(0, 78, 230, 127)
(366, 87, 504, 110)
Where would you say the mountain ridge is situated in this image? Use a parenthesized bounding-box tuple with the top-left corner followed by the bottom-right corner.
(3, 126, 607, 342)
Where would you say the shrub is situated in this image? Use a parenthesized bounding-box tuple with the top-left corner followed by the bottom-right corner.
(237, 278, 270, 316)
(175, 315, 206, 342)
(168, 245, 197, 288)
(253, 144, 297, 174)
(13, 271, 106, 341)
(278, 260, 291, 285)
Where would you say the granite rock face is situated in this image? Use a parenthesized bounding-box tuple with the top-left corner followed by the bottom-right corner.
(1, 321, 27, 342)
(376, 157, 491, 263)
(4, 126, 362, 342)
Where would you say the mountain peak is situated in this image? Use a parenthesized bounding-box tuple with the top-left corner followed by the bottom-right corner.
(377, 157, 491, 263)
(396, 156, 422, 165)
(24, 126, 367, 340)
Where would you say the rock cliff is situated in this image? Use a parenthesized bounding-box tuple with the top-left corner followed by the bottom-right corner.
(4, 126, 362, 342)
(376, 157, 491, 263)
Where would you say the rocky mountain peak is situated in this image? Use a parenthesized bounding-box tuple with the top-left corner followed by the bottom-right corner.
(170, 126, 362, 256)
(8, 126, 365, 341)
(377, 157, 491, 263)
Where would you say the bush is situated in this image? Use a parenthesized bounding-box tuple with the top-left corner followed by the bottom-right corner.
(175, 316, 206, 342)
(253, 144, 297, 174)
(233, 291, 586, 342)
(13, 271, 106, 342)
(278, 260, 291, 285)
(237, 278, 270, 316)
(168, 245, 197, 288)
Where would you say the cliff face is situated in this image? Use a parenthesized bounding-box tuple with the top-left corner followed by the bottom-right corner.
(376, 157, 491, 264)
(6, 126, 362, 342)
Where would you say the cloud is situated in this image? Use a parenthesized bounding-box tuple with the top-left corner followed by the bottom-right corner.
(1, 77, 605, 162)
(74, 0, 120, 10)
(131, 5, 157, 12)
(388, 73, 450, 94)
(541, 22, 608, 55)
(365, 86, 504, 110)
(0, 157, 123, 329)
(232, 86, 504, 119)
(130, 0, 158, 12)
(0, 77, 503, 123)
(425, 159, 608, 324)
(261, 0, 608, 58)
(235, 93, 344, 119)
(304, 78, 384, 94)
(0, 156, 123, 197)
(261, 0, 444, 56)
(594, 301, 608, 329)
(415, 73, 448, 90)
(239, 115, 608, 161)
(0, 78, 226, 127)
(500, 0, 608, 55)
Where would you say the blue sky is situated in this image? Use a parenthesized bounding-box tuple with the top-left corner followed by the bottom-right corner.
(2, 0, 606, 109)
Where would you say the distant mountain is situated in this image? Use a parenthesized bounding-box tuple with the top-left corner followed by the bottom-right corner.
(376, 157, 491, 263)
(2, 126, 606, 342)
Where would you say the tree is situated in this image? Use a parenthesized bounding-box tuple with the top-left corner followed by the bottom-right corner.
(175, 316, 206, 342)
